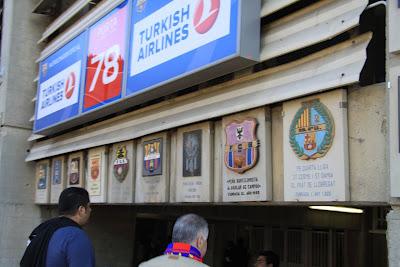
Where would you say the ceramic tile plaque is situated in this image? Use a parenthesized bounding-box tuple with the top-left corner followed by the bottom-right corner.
(67, 152, 85, 188)
(50, 156, 67, 204)
(135, 132, 170, 203)
(175, 122, 213, 202)
(222, 107, 272, 202)
(35, 159, 51, 204)
(283, 89, 349, 201)
(108, 141, 135, 203)
(87, 146, 108, 203)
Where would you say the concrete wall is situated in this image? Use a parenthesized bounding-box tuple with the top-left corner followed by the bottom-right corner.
(0, 0, 49, 265)
(348, 83, 389, 202)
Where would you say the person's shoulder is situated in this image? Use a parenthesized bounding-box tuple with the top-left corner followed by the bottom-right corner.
(139, 255, 210, 267)
(52, 226, 88, 242)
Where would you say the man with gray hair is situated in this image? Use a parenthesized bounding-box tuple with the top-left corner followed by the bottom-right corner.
(139, 213, 210, 266)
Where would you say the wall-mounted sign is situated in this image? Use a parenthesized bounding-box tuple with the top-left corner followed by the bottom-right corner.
(126, 0, 259, 97)
(83, 1, 129, 112)
(34, 0, 260, 135)
(87, 147, 108, 203)
(34, 32, 87, 132)
(35, 160, 51, 204)
(136, 132, 170, 203)
(174, 122, 213, 202)
(50, 156, 66, 204)
(283, 89, 349, 201)
(108, 141, 135, 203)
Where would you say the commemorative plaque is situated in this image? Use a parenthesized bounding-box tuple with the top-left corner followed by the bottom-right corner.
(136, 132, 170, 203)
(222, 107, 272, 202)
(108, 141, 135, 203)
(67, 152, 85, 188)
(283, 89, 349, 201)
(50, 156, 66, 204)
(87, 146, 108, 203)
(35, 159, 51, 204)
(174, 122, 213, 202)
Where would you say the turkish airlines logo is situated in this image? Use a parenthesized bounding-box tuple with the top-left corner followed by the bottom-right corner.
(65, 72, 76, 99)
(193, 0, 220, 34)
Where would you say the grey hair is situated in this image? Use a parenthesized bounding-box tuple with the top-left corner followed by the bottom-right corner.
(172, 214, 208, 244)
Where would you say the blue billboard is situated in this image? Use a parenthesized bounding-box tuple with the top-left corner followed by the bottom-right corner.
(126, 0, 239, 96)
(34, 32, 88, 132)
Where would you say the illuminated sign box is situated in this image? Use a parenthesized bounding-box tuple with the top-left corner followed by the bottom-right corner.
(34, 32, 87, 132)
(34, 0, 260, 134)
(126, 0, 260, 98)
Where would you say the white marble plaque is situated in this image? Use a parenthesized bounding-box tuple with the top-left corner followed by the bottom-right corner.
(67, 152, 85, 188)
(87, 146, 108, 203)
(283, 89, 349, 201)
(222, 107, 272, 202)
(135, 132, 170, 203)
(108, 141, 135, 203)
(50, 156, 67, 204)
(174, 122, 213, 202)
(35, 159, 51, 204)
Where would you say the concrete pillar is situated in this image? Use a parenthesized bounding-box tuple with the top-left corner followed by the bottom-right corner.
(387, 206, 400, 267)
(0, 0, 49, 265)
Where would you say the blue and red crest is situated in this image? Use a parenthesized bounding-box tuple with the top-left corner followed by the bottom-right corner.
(224, 118, 259, 174)
(143, 138, 162, 176)
(289, 99, 335, 160)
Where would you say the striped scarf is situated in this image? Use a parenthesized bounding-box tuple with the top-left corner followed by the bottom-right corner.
(164, 242, 203, 263)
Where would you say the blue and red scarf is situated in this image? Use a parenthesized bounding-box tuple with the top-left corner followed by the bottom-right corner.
(164, 242, 203, 263)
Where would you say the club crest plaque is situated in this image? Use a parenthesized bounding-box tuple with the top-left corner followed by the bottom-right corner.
(224, 118, 259, 174)
(289, 99, 335, 160)
(143, 138, 162, 176)
(113, 145, 129, 182)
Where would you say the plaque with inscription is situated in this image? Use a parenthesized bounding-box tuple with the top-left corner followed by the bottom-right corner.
(35, 159, 50, 204)
(108, 141, 135, 203)
(174, 122, 213, 202)
(87, 146, 108, 203)
(283, 89, 349, 201)
(222, 107, 272, 202)
(136, 132, 169, 203)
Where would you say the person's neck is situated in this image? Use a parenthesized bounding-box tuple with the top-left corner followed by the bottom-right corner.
(61, 215, 81, 226)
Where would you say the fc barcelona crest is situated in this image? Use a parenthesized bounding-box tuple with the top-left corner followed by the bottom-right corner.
(224, 118, 259, 174)
(113, 145, 129, 182)
(143, 138, 162, 176)
(289, 99, 335, 160)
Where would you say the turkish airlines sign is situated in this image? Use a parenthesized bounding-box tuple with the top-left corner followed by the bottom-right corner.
(37, 61, 81, 119)
(130, 0, 230, 76)
(34, 0, 260, 134)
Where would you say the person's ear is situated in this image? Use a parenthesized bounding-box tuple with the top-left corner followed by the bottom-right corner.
(77, 205, 86, 216)
(196, 235, 205, 249)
